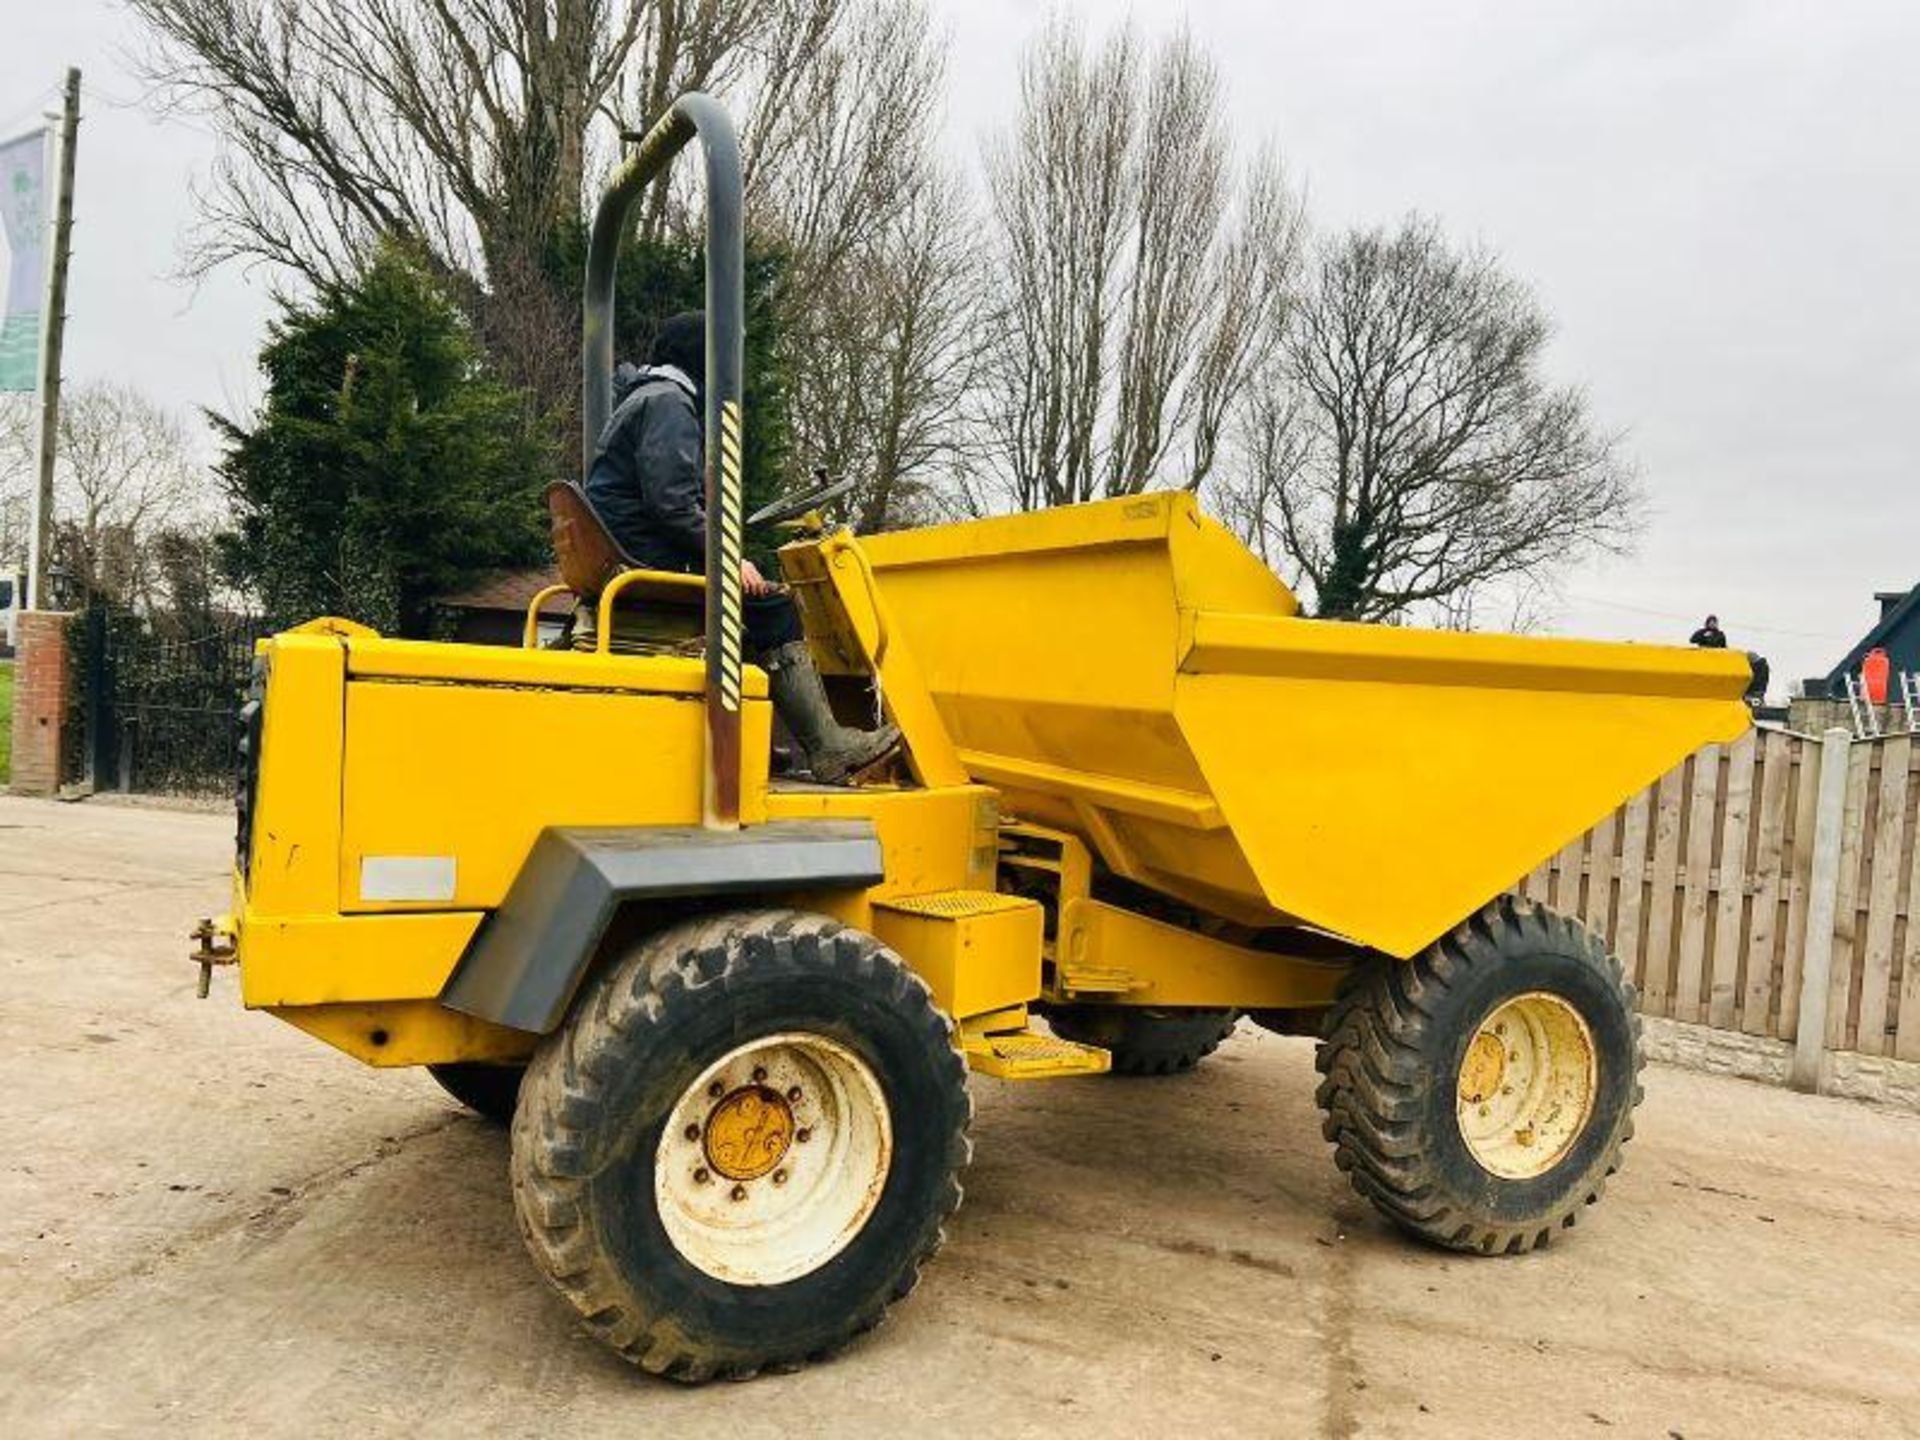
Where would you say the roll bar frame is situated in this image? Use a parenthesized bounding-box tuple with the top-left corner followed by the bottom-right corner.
(583, 92, 745, 828)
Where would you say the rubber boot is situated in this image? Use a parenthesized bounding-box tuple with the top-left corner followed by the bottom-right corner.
(762, 640, 901, 784)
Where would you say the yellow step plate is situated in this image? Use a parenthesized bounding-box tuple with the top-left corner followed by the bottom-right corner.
(963, 1029, 1111, 1081)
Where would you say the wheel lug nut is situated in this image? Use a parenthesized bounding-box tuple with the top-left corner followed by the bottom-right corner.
(773, 1169, 787, 1185)
(752, 1066, 768, 1082)
(786, 1085, 802, 1102)
(796, 1128, 812, 1144)
(684, 1123, 700, 1141)
(707, 1080, 725, 1098)
(693, 1167, 711, 1184)
(730, 1184, 748, 1202)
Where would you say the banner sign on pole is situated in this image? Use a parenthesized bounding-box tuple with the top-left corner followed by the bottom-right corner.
(0, 127, 48, 393)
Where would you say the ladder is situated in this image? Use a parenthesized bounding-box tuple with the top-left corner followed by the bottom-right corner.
(1845, 672, 1883, 738)
(1901, 672, 1920, 734)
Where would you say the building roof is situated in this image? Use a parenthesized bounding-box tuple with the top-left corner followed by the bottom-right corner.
(437, 567, 570, 615)
(1823, 581, 1920, 693)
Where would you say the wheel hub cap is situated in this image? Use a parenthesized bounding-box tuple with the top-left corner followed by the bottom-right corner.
(703, 1085, 795, 1181)
(656, 1032, 893, 1286)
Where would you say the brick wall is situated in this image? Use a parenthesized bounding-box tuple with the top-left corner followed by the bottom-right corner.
(8, 612, 73, 796)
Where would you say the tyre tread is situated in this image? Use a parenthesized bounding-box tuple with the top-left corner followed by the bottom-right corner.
(510, 908, 970, 1382)
(1315, 896, 1644, 1256)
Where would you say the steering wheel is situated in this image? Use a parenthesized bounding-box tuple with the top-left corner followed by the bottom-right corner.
(747, 473, 857, 528)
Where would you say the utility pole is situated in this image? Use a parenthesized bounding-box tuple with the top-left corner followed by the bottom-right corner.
(26, 66, 80, 611)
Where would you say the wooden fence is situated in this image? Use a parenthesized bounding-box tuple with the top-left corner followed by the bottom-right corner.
(1515, 727, 1920, 1063)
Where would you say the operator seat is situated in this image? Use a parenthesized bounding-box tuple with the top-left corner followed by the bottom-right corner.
(543, 480, 705, 653)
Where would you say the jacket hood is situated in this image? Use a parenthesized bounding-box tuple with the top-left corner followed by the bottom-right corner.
(610, 361, 697, 410)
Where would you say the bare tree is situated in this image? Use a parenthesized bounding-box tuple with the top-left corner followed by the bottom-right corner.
(1104, 33, 1223, 494)
(1428, 576, 1557, 635)
(1184, 147, 1304, 488)
(785, 164, 983, 529)
(1234, 216, 1641, 623)
(984, 20, 1135, 511)
(0, 396, 33, 573)
(761, 1, 982, 529)
(0, 383, 213, 607)
(748, 0, 936, 281)
(857, 169, 986, 528)
(981, 20, 1304, 511)
(130, 0, 846, 399)
(1211, 378, 1308, 569)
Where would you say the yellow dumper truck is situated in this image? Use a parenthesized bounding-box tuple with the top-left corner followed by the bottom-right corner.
(199, 95, 1752, 1380)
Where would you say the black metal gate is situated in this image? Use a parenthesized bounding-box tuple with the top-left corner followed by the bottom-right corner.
(71, 607, 269, 796)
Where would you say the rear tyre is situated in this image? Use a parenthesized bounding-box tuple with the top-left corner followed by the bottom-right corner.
(428, 1062, 524, 1124)
(1315, 897, 1642, 1255)
(511, 910, 971, 1382)
(1047, 1006, 1239, 1076)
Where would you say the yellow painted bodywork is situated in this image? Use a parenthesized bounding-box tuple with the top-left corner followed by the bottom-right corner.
(859, 492, 1752, 958)
(246, 635, 348, 918)
(337, 659, 767, 913)
(238, 630, 779, 1066)
(960, 1023, 1111, 1079)
(871, 891, 1043, 1019)
(230, 490, 1748, 1072)
(1054, 898, 1346, 1009)
(269, 1001, 531, 1068)
(764, 783, 1000, 914)
(779, 533, 969, 789)
(999, 822, 1354, 1013)
(234, 614, 999, 1066)
(241, 912, 481, 1006)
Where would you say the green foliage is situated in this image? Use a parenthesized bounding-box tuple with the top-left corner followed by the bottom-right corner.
(215, 245, 552, 636)
(149, 529, 221, 638)
(544, 224, 794, 533)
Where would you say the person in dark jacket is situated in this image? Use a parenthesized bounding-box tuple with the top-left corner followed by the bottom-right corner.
(1689, 615, 1727, 649)
(585, 311, 898, 783)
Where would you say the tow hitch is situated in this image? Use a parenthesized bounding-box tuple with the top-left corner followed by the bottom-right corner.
(190, 917, 237, 999)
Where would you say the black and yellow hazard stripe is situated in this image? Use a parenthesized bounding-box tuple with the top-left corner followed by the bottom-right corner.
(716, 399, 745, 713)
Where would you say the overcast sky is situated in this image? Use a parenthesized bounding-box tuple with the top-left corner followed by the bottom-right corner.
(4, 1, 1916, 687)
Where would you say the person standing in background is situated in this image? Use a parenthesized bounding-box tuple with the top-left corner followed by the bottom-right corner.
(1689, 615, 1728, 648)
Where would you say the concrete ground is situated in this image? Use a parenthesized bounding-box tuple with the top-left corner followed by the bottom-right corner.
(1, 795, 1916, 1439)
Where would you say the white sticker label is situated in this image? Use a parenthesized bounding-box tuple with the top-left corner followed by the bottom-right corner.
(359, 855, 457, 903)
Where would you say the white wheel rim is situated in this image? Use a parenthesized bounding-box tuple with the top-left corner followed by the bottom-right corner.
(1456, 991, 1597, 1180)
(655, 1032, 893, 1286)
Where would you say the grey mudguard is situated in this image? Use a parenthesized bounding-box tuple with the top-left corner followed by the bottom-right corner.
(441, 820, 885, 1033)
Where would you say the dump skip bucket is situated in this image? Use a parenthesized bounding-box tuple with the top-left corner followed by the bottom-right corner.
(860, 494, 1751, 957)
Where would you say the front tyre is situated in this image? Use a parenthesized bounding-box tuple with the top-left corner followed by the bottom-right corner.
(510, 910, 971, 1381)
(1315, 898, 1643, 1255)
